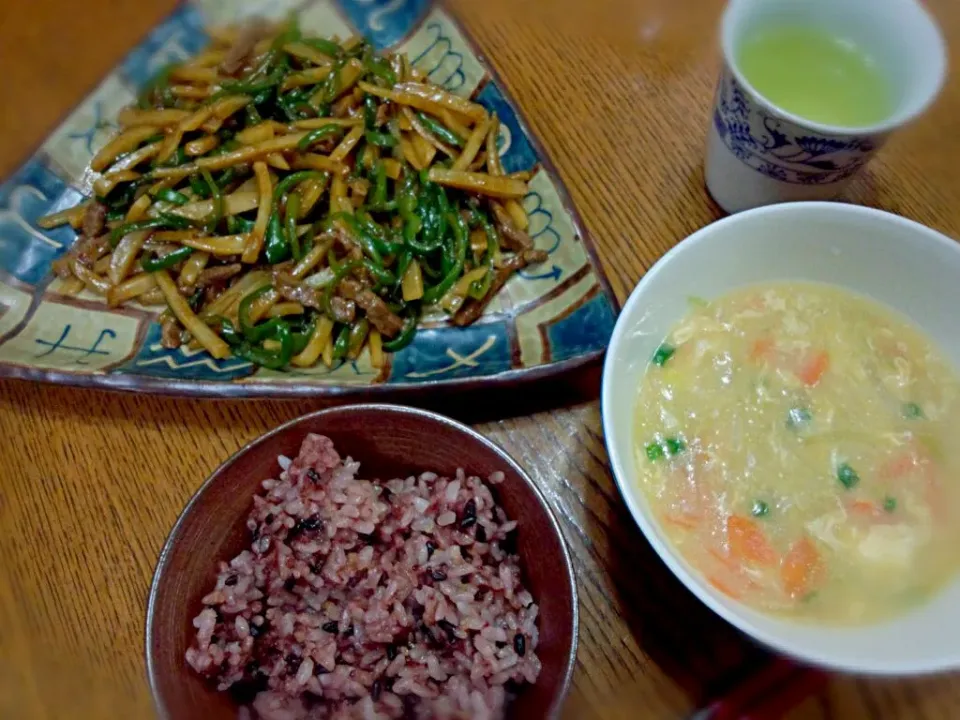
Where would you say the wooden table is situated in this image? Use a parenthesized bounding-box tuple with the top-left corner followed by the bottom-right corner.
(1, 0, 959, 717)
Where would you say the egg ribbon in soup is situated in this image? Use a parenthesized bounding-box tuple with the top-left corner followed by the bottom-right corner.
(633, 282, 960, 624)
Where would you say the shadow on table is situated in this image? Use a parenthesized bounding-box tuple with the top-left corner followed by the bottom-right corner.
(0, 358, 602, 434)
(570, 480, 777, 716)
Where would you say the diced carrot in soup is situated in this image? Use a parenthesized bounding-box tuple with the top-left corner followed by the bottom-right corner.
(796, 350, 830, 386)
(781, 536, 824, 599)
(848, 500, 884, 518)
(662, 512, 701, 531)
(750, 336, 775, 362)
(708, 575, 742, 600)
(727, 515, 778, 566)
(634, 281, 960, 624)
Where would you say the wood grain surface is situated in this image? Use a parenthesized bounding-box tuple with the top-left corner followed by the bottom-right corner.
(0, 0, 959, 718)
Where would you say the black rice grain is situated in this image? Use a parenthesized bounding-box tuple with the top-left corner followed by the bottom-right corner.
(459, 499, 478, 529)
(514, 633, 526, 656)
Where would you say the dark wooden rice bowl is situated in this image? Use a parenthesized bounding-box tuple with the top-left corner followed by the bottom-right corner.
(146, 404, 578, 719)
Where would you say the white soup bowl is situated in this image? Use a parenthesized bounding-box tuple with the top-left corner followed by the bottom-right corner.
(602, 201, 960, 674)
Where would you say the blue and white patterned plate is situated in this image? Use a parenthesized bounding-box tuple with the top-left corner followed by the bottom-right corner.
(0, 0, 617, 397)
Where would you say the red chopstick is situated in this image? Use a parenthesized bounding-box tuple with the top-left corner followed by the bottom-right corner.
(695, 657, 828, 720)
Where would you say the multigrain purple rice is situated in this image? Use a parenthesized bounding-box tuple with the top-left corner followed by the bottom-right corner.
(185, 434, 541, 720)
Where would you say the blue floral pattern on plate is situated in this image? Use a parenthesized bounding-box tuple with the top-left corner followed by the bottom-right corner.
(0, 0, 617, 397)
(712, 69, 881, 185)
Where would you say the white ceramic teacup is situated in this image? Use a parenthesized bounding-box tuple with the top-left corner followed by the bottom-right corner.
(705, 0, 947, 214)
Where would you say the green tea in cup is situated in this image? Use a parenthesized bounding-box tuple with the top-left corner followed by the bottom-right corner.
(736, 25, 893, 128)
(704, 0, 946, 214)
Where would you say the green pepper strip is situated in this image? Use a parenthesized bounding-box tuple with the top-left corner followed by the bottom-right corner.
(291, 319, 315, 355)
(238, 285, 275, 342)
(213, 317, 243, 346)
(154, 145, 187, 169)
(154, 188, 189, 206)
(277, 88, 311, 122)
(141, 246, 194, 272)
(420, 182, 446, 253)
(325, 213, 382, 264)
(367, 57, 398, 86)
(305, 38, 343, 58)
(227, 215, 255, 234)
(220, 65, 287, 96)
(109, 216, 190, 247)
(363, 259, 396, 287)
(397, 175, 428, 252)
(356, 213, 403, 255)
(422, 211, 468, 304)
(324, 261, 362, 318)
(346, 39, 371, 59)
(347, 318, 370, 358)
(416, 112, 464, 147)
(394, 249, 412, 292)
(273, 170, 326, 204)
(382, 310, 418, 352)
(365, 200, 397, 213)
(189, 175, 212, 198)
(371, 160, 387, 207)
(209, 139, 241, 158)
(263, 212, 289, 264)
(138, 62, 177, 108)
(327, 247, 342, 273)
(200, 168, 223, 233)
(364, 130, 397, 148)
(297, 125, 342, 150)
(216, 167, 239, 190)
(320, 59, 346, 103)
(285, 193, 302, 261)
(251, 88, 273, 106)
(233, 321, 294, 370)
(245, 103, 263, 126)
(101, 180, 137, 208)
(331, 323, 352, 362)
(410, 188, 442, 255)
(435, 187, 453, 269)
(363, 95, 378, 130)
(420, 257, 442, 280)
(468, 209, 499, 300)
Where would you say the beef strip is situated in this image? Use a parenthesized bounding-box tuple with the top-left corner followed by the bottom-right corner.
(491, 202, 533, 251)
(160, 314, 182, 349)
(82, 202, 107, 239)
(196, 263, 243, 287)
(374, 102, 390, 127)
(330, 297, 356, 324)
(332, 91, 362, 118)
(355, 290, 404, 338)
(220, 21, 271, 75)
(337, 277, 362, 301)
(51, 234, 109, 279)
(274, 272, 323, 310)
(181, 264, 243, 295)
(452, 249, 548, 327)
